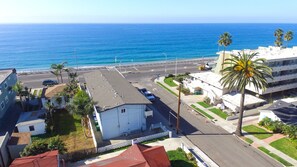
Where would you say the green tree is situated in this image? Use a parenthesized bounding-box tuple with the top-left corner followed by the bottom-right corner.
(218, 32, 232, 72)
(284, 31, 294, 47)
(274, 28, 284, 47)
(50, 70, 60, 83)
(48, 136, 67, 154)
(12, 81, 24, 109)
(220, 52, 272, 136)
(51, 62, 67, 83)
(68, 90, 94, 127)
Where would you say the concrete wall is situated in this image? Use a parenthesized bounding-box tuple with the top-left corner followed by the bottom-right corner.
(0, 132, 10, 167)
(0, 71, 17, 120)
(98, 104, 146, 140)
(17, 121, 46, 136)
(7, 144, 27, 160)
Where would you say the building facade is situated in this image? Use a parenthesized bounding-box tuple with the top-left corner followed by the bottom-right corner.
(0, 69, 17, 123)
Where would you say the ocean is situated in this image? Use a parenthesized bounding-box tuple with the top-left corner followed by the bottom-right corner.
(0, 24, 296, 71)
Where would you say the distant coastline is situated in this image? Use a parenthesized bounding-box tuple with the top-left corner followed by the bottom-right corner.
(1, 24, 297, 71)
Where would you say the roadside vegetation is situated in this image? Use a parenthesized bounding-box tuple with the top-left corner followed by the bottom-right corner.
(209, 108, 228, 120)
(191, 104, 214, 120)
(242, 137, 253, 144)
(270, 138, 297, 160)
(157, 82, 178, 96)
(258, 146, 293, 166)
(167, 148, 197, 167)
(197, 101, 211, 108)
(242, 125, 272, 140)
(164, 77, 178, 87)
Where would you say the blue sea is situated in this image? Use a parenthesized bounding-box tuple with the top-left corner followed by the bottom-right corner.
(0, 24, 297, 71)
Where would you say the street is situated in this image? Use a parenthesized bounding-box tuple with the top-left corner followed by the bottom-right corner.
(18, 60, 282, 167)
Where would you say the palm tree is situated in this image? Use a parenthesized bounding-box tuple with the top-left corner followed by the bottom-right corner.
(50, 70, 60, 83)
(51, 62, 67, 83)
(69, 90, 94, 128)
(218, 32, 232, 72)
(220, 52, 272, 136)
(274, 28, 284, 47)
(45, 100, 55, 123)
(12, 81, 25, 110)
(284, 31, 294, 47)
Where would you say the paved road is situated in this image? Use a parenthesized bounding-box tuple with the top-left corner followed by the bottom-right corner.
(18, 60, 282, 167)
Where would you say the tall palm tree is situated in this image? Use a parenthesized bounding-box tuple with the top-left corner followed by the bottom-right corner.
(284, 31, 294, 47)
(220, 52, 272, 136)
(12, 81, 25, 110)
(218, 32, 232, 72)
(69, 90, 94, 128)
(51, 62, 67, 83)
(274, 28, 284, 47)
(50, 70, 60, 83)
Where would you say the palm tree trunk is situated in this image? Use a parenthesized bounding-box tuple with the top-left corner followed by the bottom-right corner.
(60, 71, 63, 83)
(221, 47, 226, 73)
(56, 75, 60, 83)
(19, 95, 25, 111)
(235, 89, 245, 136)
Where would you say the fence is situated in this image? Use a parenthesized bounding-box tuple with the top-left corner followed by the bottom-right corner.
(87, 115, 98, 149)
(97, 129, 170, 153)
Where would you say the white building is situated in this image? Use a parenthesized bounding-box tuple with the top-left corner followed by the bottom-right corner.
(84, 70, 152, 140)
(259, 100, 297, 125)
(216, 46, 297, 95)
(41, 84, 67, 110)
(15, 110, 46, 136)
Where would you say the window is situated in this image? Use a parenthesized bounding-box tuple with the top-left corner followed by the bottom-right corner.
(121, 109, 126, 113)
(4, 82, 7, 89)
(29, 126, 35, 131)
(5, 96, 8, 104)
(1, 102, 4, 110)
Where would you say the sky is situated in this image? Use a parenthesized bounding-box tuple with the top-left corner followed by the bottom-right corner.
(0, 0, 296, 23)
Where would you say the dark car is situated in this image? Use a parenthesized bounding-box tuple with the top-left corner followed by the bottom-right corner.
(139, 88, 156, 101)
(42, 79, 58, 86)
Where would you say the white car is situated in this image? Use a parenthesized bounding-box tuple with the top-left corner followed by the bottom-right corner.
(140, 88, 156, 101)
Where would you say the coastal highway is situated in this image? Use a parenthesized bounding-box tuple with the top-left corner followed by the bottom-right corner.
(18, 59, 282, 167)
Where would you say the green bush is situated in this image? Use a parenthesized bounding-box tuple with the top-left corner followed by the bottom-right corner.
(167, 74, 175, 78)
(203, 97, 211, 105)
(181, 87, 191, 95)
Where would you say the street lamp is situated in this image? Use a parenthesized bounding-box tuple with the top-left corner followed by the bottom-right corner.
(163, 53, 167, 76)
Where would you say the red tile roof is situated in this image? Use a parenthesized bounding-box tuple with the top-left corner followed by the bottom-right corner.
(85, 144, 170, 167)
(10, 150, 59, 167)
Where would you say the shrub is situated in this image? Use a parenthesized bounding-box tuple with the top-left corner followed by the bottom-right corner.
(185, 72, 190, 76)
(181, 87, 191, 95)
(203, 97, 211, 105)
(175, 77, 184, 83)
(48, 136, 67, 154)
(167, 74, 175, 78)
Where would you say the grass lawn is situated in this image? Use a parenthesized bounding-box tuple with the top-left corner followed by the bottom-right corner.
(157, 82, 178, 96)
(167, 148, 196, 167)
(32, 111, 94, 153)
(197, 102, 211, 108)
(242, 125, 273, 140)
(164, 77, 178, 87)
(258, 146, 293, 166)
(191, 104, 214, 120)
(209, 108, 228, 120)
(243, 137, 254, 144)
(270, 138, 297, 160)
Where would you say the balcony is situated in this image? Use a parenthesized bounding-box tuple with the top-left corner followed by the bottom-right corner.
(267, 73, 297, 83)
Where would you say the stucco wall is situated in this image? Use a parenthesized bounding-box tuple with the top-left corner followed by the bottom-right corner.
(98, 104, 146, 140)
(17, 121, 46, 136)
(8, 144, 27, 160)
(0, 132, 10, 167)
(0, 72, 17, 119)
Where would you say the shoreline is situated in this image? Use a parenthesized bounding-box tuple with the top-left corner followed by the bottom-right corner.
(18, 57, 216, 75)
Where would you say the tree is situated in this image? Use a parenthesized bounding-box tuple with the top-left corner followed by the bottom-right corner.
(50, 70, 60, 83)
(12, 81, 28, 110)
(68, 90, 94, 127)
(20, 137, 66, 157)
(218, 32, 232, 72)
(220, 52, 272, 136)
(284, 31, 294, 47)
(51, 62, 67, 83)
(274, 28, 284, 47)
(45, 100, 55, 124)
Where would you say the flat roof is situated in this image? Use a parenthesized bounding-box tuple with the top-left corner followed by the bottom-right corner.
(45, 84, 67, 98)
(222, 92, 266, 107)
(16, 110, 46, 127)
(0, 69, 14, 84)
(190, 72, 223, 89)
(8, 132, 31, 145)
(219, 46, 297, 61)
(84, 70, 151, 112)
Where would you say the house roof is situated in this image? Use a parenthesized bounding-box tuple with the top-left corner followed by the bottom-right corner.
(45, 84, 67, 98)
(0, 68, 15, 84)
(16, 110, 46, 127)
(263, 100, 297, 125)
(84, 144, 170, 167)
(10, 150, 59, 167)
(222, 92, 266, 107)
(189, 72, 223, 89)
(84, 70, 151, 112)
(8, 132, 31, 145)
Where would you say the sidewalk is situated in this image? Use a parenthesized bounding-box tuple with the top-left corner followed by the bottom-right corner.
(156, 76, 297, 166)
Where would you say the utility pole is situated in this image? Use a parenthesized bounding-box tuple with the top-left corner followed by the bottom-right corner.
(176, 83, 182, 134)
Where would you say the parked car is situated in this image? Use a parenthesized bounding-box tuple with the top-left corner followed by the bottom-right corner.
(140, 88, 156, 101)
(42, 79, 58, 86)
